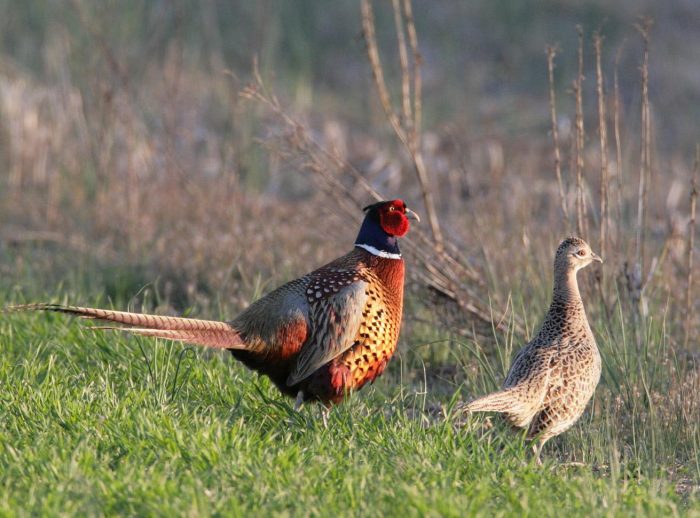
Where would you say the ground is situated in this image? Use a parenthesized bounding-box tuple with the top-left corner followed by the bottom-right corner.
(1, 276, 697, 516)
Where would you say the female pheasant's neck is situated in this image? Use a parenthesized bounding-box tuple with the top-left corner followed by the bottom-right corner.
(552, 268, 583, 307)
(354, 217, 402, 259)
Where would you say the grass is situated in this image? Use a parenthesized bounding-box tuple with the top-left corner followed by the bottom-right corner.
(1, 275, 698, 517)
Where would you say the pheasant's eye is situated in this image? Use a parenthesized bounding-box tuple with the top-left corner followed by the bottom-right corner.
(388, 206, 396, 212)
(577, 249, 586, 257)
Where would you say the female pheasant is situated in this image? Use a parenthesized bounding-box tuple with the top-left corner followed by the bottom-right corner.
(461, 237, 603, 464)
(16, 200, 418, 407)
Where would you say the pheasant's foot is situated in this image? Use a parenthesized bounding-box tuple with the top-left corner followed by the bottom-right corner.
(532, 442, 543, 466)
(294, 391, 304, 411)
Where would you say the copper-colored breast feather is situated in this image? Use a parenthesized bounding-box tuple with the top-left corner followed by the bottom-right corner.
(339, 279, 401, 386)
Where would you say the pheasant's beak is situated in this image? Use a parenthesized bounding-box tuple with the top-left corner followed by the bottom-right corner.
(405, 208, 421, 222)
(591, 252, 603, 263)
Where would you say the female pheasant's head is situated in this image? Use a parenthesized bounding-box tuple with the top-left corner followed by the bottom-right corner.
(554, 236, 603, 273)
(355, 199, 419, 259)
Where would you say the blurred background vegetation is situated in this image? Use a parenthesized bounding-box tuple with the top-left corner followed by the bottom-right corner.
(2, 0, 699, 143)
(0, 0, 698, 341)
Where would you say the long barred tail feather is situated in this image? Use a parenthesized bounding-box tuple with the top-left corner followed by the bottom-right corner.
(8, 303, 245, 350)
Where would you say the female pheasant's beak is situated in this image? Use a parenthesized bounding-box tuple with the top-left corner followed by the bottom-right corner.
(405, 208, 420, 222)
(591, 252, 603, 263)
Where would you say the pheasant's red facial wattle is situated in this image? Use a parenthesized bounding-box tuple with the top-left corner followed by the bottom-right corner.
(378, 200, 410, 237)
(355, 199, 416, 257)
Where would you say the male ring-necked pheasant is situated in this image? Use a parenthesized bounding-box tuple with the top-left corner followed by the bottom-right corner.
(14, 200, 418, 407)
(461, 237, 602, 464)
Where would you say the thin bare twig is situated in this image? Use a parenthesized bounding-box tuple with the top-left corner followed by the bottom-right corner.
(402, 0, 422, 137)
(546, 45, 569, 225)
(594, 32, 609, 275)
(628, 17, 653, 349)
(574, 25, 587, 238)
(613, 42, 625, 230)
(392, 0, 413, 134)
(635, 17, 653, 276)
(360, 0, 404, 142)
(685, 145, 699, 347)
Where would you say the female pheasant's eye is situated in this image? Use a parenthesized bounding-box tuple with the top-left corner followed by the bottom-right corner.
(577, 250, 586, 257)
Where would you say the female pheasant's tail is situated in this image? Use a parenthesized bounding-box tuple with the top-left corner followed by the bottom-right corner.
(462, 389, 519, 414)
(9, 303, 245, 350)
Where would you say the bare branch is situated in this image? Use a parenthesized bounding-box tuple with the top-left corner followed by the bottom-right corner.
(360, 0, 407, 146)
(402, 0, 422, 140)
(685, 145, 699, 347)
(361, 0, 443, 248)
(574, 26, 587, 238)
(392, 0, 413, 136)
(635, 17, 653, 278)
(594, 32, 609, 275)
(546, 44, 569, 225)
(613, 42, 625, 229)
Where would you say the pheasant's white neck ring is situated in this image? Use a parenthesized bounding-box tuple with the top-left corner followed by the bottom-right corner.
(354, 208, 403, 257)
(355, 243, 402, 260)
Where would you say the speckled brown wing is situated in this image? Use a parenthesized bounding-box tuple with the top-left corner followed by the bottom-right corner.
(504, 338, 557, 388)
(225, 250, 394, 399)
(526, 339, 601, 440)
(502, 341, 560, 426)
(287, 276, 369, 385)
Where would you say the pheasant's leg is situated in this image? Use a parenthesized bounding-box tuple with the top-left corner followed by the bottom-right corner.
(532, 436, 550, 466)
(532, 442, 543, 466)
(321, 407, 330, 428)
(294, 391, 304, 411)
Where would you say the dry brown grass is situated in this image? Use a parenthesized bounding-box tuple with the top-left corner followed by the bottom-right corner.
(0, 3, 697, 362)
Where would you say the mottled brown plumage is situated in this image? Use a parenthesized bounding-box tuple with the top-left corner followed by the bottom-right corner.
(12, 200, 418, 407)
(462, 237, 603, 463)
